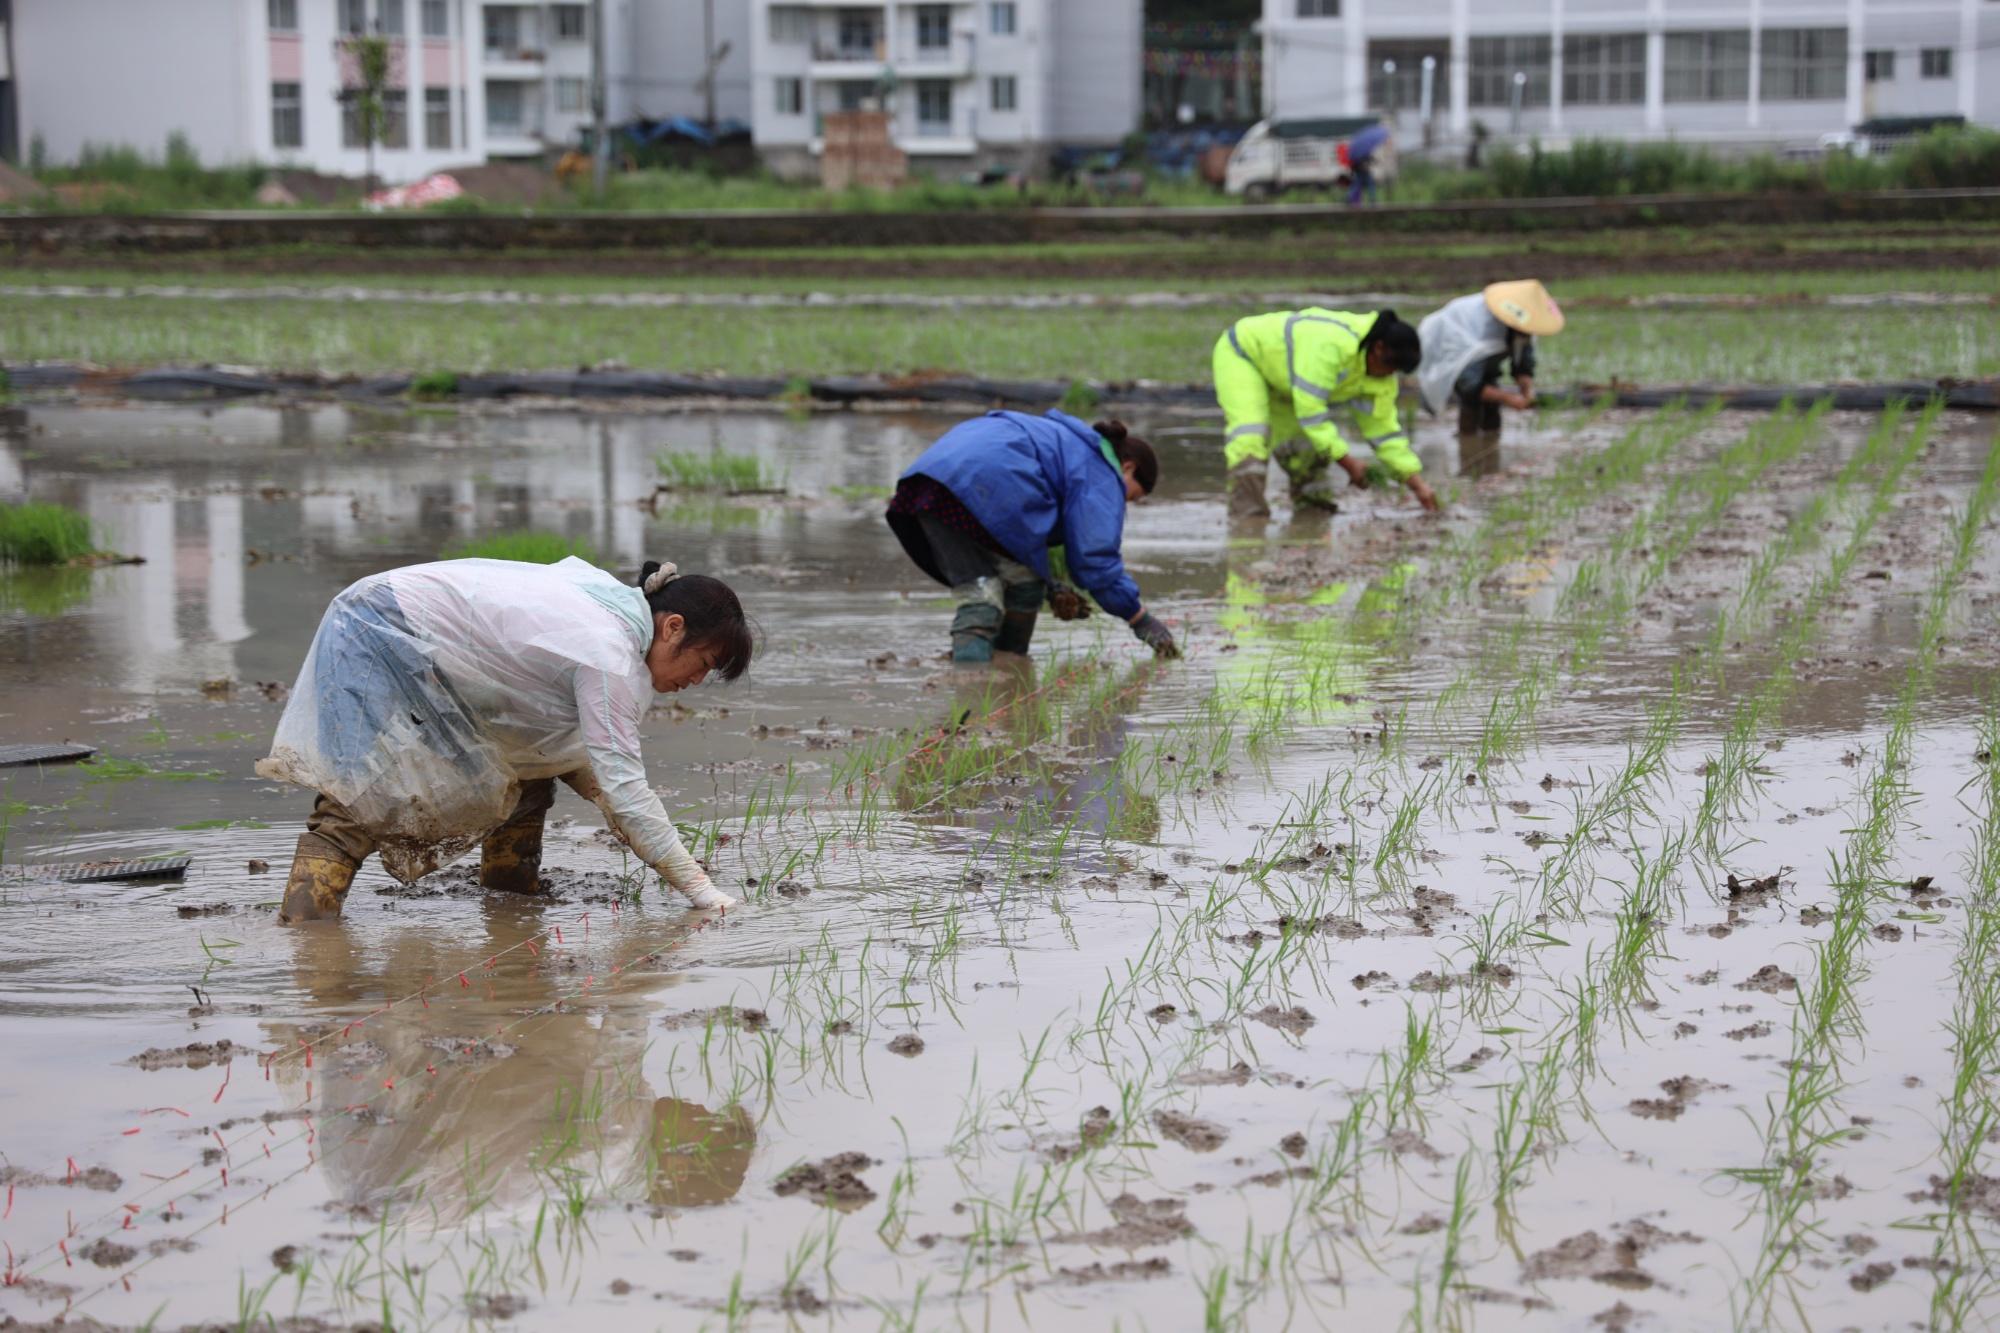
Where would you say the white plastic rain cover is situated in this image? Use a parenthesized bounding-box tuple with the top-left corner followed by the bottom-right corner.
(257, 557, 655, 882)
(1416, 293, 1511, 416)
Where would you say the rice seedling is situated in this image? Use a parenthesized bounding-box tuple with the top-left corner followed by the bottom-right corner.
(0, 501, 95, 565)
(440, 530, 597, 563)
(655, 449, 785, 494)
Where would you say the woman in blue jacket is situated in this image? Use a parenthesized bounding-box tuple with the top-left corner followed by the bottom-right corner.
(886, 411, 1180, 663)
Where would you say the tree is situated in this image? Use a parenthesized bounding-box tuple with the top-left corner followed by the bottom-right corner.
(338, 32, 394, 192)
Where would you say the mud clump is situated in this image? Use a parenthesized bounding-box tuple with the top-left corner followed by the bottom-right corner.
(1735, 964, 1797, 994)
(886, 1033, 925, 1057)
(1725, 872, 1782, 904)
(78, 1237, 136, 1268)
(1249, 1005, 1315, 1036)
(128, 1039, 242, 1070)
(1521, 1218, 1699, 1289)
(1146, 1003, 1178, 1023)
(419, 1035, 516, 1063)
(1062, 1194, 1195, 1248)
(468, 1293, 530, 1320)
(773, 1152, 877, 1210)
(1050, 1256, 1171, 1285)
(1153, 1110, 1228, 1152)
(1872, 922, 1903, 941)
(1629, 1075, 1725, 1120)
(1351, 970, 1392, 990)
(1382, 1128, 1445, 1163)
(1179, 1061, 1253, 1088)
(660, 1005, 768, 1033)
(1279, 1132, 1308, 1159)
(1913, 1171, 2000, 1222)
(0, 1164, 123, 1192)
(1725, 1021, 1773, 1042)
(1849, 1261, 1896, 1292)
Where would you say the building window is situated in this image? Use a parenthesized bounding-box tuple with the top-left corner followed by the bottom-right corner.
(1865, 49, 1896, 83)
(916, 79, 951, 135)
(1468, 35, 1551, 107)
(1296, 0, 1338, 16)
(837, 81, 872, 111)
(1762, 28, 1846, 101)
(267, 0, 298, 33)
(1367, 39, 1449, 114)
(377, 0, 404, 36)
(990, 74, 1016, 112)
(422, 0, 448, 38)
(487, 82, 526, 132)
(1562, 33, 1646, 106)
(555, 76, 589, 112)
(342, 99, 366, 146)
(425, 87, 451, 145)
(768, 5, 809, 44)
(553, 4, 587, 42)
(916, 5, 950, 52)
(338, 0, 368, 36)
(484, 8, 521, 53)
(774, 76, 804, 115)
(1921, 47, 1953, 80)
(271, 81, 303, 147)
(381, 89, 408, 147)
(990, 2, 1016, 37)
(838, 12, 878, 56)
(1664, 30, 1750, 102)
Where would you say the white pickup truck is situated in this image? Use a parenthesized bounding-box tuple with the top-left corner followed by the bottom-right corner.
(1224, 117, 1396, 201)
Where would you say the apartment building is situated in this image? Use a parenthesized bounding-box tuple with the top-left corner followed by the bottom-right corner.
(748, 0, 1143, 177)
(1259, 0, 2000, 148)
(9, 0, 751, 181)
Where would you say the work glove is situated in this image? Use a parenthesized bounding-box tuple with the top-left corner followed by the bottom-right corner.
(1130, 611, 1181, 660)
(1048, 584, 1091, 621)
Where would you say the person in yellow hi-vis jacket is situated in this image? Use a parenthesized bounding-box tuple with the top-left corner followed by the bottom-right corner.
(1213, 307, 1438, 519)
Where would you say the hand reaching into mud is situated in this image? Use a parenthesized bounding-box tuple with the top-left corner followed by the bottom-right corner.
(1407, 477, 1441, 513)
(1129, 611, 1181, 659)
(1048, 584, 1091, 621)
(1338, 455, 1371, 489)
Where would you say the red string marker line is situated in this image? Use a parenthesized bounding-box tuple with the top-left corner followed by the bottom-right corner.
(211, 1059, 232, 1104)
(4, 1185, 11, 1219)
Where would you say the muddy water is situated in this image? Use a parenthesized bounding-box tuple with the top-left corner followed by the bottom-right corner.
(2, 400, 1996, 1330)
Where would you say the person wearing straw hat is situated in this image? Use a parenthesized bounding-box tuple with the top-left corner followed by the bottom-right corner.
(1417, 280, 1565, 436)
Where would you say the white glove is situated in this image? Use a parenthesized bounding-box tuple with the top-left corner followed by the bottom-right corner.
(672, 868, 739, 912)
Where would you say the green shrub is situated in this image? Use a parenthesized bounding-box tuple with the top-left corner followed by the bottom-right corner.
(0, 502, 95, 566)
(409, 370, 458, 400)
(443, 531, 596, 564)
(1059, 379, 1101, 416)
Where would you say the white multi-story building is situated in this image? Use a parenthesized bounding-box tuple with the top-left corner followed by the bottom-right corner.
(748, 0, 1142, 178)
(1259, 0, 2000, 149)
(9, 0, 751, 182)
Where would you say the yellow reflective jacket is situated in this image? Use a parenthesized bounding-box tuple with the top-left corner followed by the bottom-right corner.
(1227, 308, 1419, 479)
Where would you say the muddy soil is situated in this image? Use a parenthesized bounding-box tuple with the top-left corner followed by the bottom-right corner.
(3, 400, 1998, 1330)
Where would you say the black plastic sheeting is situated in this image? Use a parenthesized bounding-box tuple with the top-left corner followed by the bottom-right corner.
(6, 363, 1996, 413)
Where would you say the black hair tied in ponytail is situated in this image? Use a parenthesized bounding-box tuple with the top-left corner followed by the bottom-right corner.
(637, 560, 755, 681)
(1095, 419, 1160, 495)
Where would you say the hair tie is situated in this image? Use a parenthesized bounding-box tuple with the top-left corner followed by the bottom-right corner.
(643, 562, 681, 594)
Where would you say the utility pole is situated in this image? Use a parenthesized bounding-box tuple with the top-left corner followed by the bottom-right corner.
(703, 0, 716, 126)
(590, 0, 609, 194)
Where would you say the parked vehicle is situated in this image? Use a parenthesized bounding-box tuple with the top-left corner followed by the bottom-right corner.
(1819, 114, 1967, 158)
(1224, 117, 1394, 200)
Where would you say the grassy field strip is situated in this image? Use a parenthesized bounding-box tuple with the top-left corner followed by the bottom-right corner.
(6, 295, 1999, 385)
(1919, 701, 2000, 1324)
(1729, 431, 2000, 1324)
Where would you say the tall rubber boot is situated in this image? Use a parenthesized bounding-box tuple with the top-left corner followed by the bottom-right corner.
(1227, 460, 1270, 520)
(993, 580, 1046, 656)
(481, 778, 556, 895)
(1458, 396, 1485, 437)
(278, 846, 359, 924)
(950, 600, 1003, 664)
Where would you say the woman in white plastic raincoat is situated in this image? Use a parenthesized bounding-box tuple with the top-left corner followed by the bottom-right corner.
(259, 557, 752, 922)
(1417, 279, 1565, 435)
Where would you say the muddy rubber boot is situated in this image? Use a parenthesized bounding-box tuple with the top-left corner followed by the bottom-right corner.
(1293, 475, 1341, 513)
(1481, 400, 1504, 434)
(993, 580, 1045, 656)
(277, 846, 359, 924)
(1458, 397, 1485, 437)
(480, 780, 555, 896)
(1227, 461, 1270, 520)
(950, 601, 1003, 664)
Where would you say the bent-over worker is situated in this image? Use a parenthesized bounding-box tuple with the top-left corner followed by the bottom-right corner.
(1417, 279, 1565, 435)
(885, 410, 1179, 664)
(259, 556, 753, 922)
(1213, 307, 1437, 519)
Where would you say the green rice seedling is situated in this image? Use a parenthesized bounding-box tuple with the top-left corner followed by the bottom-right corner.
(0, 501, 95, 566)
(655, 449, 784, 494)
(407, 369, 457, 400)
(441, 530, 596, 564)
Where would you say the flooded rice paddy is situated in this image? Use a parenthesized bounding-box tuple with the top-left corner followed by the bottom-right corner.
(2, 397, 1998, 1330)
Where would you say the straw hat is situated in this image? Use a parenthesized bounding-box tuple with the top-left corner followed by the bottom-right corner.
(1483, 279, 1565, 336)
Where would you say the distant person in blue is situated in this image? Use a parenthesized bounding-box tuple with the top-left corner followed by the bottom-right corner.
(1344, 123, 1391, 206)
(886, 411, 1180, 663)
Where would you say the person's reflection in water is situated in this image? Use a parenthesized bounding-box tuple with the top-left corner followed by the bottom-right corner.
(899, 653, 1164, 874)
(1457, 423, 1505, 480)
(266, 898, 755, 1229)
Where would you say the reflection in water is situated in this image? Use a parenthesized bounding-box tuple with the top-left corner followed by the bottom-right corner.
(269, 905, 753, 1224)
(1458, 428, 1504, 479)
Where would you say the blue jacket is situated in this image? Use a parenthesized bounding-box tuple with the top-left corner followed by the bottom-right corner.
(899, 410, 1142, 620)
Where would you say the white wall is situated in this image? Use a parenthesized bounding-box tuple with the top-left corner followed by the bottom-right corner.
(624, 0, 752, 123)
(17, 0, 257, 164)
(1050, 0, 1139, 142)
